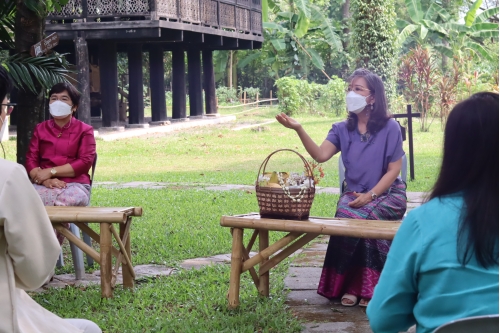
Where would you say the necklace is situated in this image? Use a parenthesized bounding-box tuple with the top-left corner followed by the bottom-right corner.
(360, 131, 370, 142)
(54, 118, 72, 138)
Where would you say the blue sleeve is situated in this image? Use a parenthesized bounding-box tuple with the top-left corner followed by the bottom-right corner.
(325, 122, 342, 150)
(386, 119, 405, 164)
(366, 211, 421, 333)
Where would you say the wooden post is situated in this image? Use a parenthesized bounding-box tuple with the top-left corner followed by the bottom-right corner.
(258, 230, 269, 297)
(150, 46, 168, 122)
(128, 44, 144, 124)
(187, 50, 203, 117)
(228, 228, 243, 309)
(243, 91, 247, 105)
(202, 50, 217, 115)
(393, 106, 420, 181)
(74, 32, 91, 125)
(407, 104, 415, 180)
(100, 222, 113, 298)
(172, 49, 186, 120)
(99, 42, 119, 127)
(256, 92, 259, 108)
(270, 90, 272, 106)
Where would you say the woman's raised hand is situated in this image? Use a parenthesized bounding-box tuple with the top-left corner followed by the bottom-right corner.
(276, 113, 302, 131)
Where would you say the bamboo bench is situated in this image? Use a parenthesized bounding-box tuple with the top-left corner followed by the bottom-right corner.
(220, 213, 401, 309)
(46, 206, 142, 298)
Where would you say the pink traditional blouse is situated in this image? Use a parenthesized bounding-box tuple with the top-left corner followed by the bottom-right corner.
(25, 118, 96, 185)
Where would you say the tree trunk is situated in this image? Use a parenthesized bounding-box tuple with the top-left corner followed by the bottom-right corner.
(231, 50, 238, 89)
(341, 0, 350, 51)
(228, 51, 233, 88)
(15, 1, 46, 166)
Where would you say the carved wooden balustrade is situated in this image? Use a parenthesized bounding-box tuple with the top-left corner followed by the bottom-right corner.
(47, 0, 262, 36)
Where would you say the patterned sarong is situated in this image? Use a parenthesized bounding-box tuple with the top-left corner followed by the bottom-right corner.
(33, 183, 91, 245)
(317, 179, 407, 300)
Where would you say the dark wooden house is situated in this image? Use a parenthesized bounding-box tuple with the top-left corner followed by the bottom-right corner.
(45, 0, 263, 128)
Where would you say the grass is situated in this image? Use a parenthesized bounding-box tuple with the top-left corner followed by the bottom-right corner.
(32, 264, 302, 333)
(44, 188, 337, 333)
(1, 106, 444, 192)
(4, 107, 444, 332)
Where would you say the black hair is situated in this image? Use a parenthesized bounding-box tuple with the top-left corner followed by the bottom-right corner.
(0, 66, 13, 102)
(49, 82, 80, 109)
(429, 92, 499, 268)
(346, 68, 390, 134)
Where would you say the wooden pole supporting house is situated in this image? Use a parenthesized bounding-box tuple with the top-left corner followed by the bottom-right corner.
(202, 50, 217, 115)
(187, 50, 203, 117)
(149, 46, 168, 122)
(172, 49, 187, 120)
(99, 42, 119, 127)
(128, 44, 144, 125)
(74, 32, 91, 125)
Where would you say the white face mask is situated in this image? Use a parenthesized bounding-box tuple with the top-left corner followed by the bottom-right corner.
(49, 100, 73, 117)
(346, 91, 371, 114)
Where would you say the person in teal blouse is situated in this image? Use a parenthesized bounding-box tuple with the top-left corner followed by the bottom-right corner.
(367, 92, 499, 333)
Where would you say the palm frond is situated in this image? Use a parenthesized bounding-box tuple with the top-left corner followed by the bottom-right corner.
(0, 0, 16, 48)
(3, 52, 75, 94)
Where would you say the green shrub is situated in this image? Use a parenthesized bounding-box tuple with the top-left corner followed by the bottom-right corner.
(317, 77, 346, 116)
(243, 87, 260, 100)
(216, 86, 238, 104)
(275, 76, 346, 116)
(275, 77, 304, 115)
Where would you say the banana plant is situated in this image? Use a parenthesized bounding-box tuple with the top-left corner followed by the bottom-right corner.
(396, 0, 450, 47)
(397, 0, 498, 63)
(437, 0, 499, 63)
(240, 0, 342, 79)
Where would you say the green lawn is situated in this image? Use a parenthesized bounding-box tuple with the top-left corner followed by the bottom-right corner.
(2, 106, 443, 192)
(5, 107, 444, 332)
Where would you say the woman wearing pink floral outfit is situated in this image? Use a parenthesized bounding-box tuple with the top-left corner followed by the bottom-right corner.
(25, 82, 96, 245)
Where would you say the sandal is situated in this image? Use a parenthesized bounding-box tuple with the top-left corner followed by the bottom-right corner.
(359, 298, 370, 307)
(341, 293, 358, 307)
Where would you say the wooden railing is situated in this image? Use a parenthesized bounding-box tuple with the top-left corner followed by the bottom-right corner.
(47, 0, 262, 36)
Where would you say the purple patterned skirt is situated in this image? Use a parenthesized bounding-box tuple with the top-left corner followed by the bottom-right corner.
(33, 183, 91, 245)
(317, 179, 407, 300)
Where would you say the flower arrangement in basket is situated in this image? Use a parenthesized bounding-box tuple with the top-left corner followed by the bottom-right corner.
(255, 149, 323, 220)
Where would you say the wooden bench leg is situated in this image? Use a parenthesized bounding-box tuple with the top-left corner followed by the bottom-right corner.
(100, 222, 113, 298)
(228, 227, 243, 309)
(120, 219, 134, 289)
(258, 229, 269, 297)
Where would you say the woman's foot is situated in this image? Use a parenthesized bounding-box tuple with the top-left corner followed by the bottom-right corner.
(341, 293, 358, 307)
(359, 298, 370, 307)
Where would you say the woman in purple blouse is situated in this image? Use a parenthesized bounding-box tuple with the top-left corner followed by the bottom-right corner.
(26, 83, 96, 245)
(276, 68, 406, 307)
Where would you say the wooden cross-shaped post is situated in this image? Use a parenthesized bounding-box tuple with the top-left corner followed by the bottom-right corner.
(392, 105, 420, 181)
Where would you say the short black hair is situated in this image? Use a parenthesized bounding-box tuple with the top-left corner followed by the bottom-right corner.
(49, 82, 80, 108)
(0, 66, 13, 102)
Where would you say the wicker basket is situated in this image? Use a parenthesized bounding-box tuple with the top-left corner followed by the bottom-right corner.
(255, 149, 315, 220)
